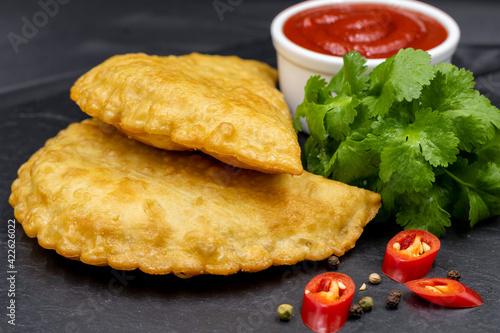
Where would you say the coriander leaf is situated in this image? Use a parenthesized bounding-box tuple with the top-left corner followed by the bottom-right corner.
(378, 180, 396, 213)
(324, 138, 378, 183)
(379, 144, 435, 193)
(460, 91, 500, 130)
(420, 63, 500, 150)
(348, 103, 376, 139)
(433, 170, 461, 211)
(305, 102, 330, 144)
(302, 136, 323, 175)
(322, 103, 378, 182)
(363, 49, 434, 117)
(412, 108, 460, 167)
(447, 114, 494, 152)
(366, 107, 458, 192)
(300, 52, 365, 142)
(327, 67, 347, 96)
(476, 161, 500, 197)
(443, 92, 500, 151)
(324, 95, 359, 141)
(365, 111, 422, 192)
(475, 130, 500, 164)
(293, 102, 307, 132)
(396, 190, 451, 237)
(293, 75, 329, 132)
(303, 136, 338, 176)
(362, 85, 394, 118)
(365, 106, 409, 155)
(420, 63, 475, 112)
(446, 158, 500, 227)
(304, 75, 329, 103)
(471, 162, 500, 223)
(466, 189, 491, 227)
(327, 51, 369, 96)
(389, 49, 434, 102)
(301, 95, 360, 144)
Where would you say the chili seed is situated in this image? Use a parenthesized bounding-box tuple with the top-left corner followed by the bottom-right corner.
(422, 242, 431, 253)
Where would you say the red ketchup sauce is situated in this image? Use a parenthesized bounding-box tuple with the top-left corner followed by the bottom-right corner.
(283, 3, 448, 59)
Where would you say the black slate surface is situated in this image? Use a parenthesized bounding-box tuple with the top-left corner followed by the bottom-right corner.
(1, 1, 500, 332)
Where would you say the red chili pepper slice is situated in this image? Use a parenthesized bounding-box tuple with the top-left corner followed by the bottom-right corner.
(406, 278, 483, 307)
(382, 229, 440, 283)
(301, 272, 355, 333)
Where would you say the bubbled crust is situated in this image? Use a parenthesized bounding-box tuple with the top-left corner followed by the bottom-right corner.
(9, 119, 381, 278)
(70, 53, 303, 175)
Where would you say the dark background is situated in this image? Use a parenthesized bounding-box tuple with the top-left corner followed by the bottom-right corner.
(1, 1, 499, 332)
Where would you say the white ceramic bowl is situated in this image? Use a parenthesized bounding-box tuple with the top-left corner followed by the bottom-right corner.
(271, 0, 460, 130)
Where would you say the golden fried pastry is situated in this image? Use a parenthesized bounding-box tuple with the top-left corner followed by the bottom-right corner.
(70, 53, 303, 175)
(10, 119, 381, 278)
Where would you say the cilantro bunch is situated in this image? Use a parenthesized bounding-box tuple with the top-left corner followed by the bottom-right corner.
(293, 49, 500, 236)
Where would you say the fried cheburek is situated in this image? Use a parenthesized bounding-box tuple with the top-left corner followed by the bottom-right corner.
(70, 53, 303, 175)
(10, 119, 381, 278)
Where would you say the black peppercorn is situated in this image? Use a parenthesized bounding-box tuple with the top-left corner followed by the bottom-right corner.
(327, 255, 340, 270)
(386, 290, 402, 309)
(447, 270, 461, 281)
(349, 303, 363, 318)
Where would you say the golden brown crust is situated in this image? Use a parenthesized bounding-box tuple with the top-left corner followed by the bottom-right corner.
(10, 119, 381, 278)
(70, 53, 303, 175)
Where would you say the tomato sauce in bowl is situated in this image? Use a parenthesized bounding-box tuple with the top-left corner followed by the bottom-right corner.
(283, 3, 448, 59)
(271, 0, 460, 132)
